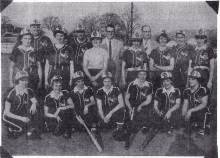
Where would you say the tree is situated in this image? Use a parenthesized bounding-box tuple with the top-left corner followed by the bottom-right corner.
(121, 3, 141, 44)
(42, 16, 63, 31)
(79, 15, 99, 34)
(2, 16, 11, 25)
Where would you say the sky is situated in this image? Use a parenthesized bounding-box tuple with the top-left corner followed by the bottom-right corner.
(1, 2, 217, 33)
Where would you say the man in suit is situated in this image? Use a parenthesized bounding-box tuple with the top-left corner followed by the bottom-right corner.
(101, 24, 124, 85)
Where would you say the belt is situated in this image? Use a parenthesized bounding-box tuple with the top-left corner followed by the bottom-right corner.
(194, 66, 209, 71)
(127, 67, 146, 71)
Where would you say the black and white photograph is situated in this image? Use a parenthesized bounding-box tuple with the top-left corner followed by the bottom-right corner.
(1, 0, 218, 157)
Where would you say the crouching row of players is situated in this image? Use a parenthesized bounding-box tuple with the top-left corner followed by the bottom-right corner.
(3, 68, 210, 150)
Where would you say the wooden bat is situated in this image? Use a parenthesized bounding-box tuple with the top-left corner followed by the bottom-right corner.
(130, 107, 135, 121)
(76, 115, 103, 152)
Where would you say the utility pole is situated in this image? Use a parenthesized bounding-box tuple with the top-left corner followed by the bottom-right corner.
(130, 2, 134, 39)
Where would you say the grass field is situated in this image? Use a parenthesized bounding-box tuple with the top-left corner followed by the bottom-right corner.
(1, 53, 217, 157)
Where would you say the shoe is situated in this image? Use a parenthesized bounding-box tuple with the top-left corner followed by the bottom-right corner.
(198, 129, 205, 136)
(63, 130, 71, 139)
(27, 129, 41, 140)
(53, 124, 64, 136)
(141, 126, 149, 134)
(124, 139, 130, 150)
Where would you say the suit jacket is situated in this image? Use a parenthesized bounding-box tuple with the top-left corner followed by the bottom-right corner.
(101, 37, 124, 83)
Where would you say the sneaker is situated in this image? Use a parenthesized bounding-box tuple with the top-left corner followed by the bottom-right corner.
(198, 129, 205, 136)
(27, 129, 41, 140)
(141, 126, 149, 134)
(63, 130, 71, 139)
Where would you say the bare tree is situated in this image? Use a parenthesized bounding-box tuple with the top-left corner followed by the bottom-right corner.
(42, 16, 63, 31)
(2, 16, 11, 25)
(121, 3, 140, 44)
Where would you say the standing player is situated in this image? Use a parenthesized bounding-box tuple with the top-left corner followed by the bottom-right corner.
(173, 30, 194, 92)
(45, 27, 74, 90)
(70, 71, 98, 131)
(96, 72, 125, 129)
(3, 71, 40, 139)
(149, 31, 175, 91)
(9, 28, 42, 92)
(191, 29, 215, 90)
(121, 32, 148, 87)
(44, 75, 74, 138)
(101, 24, 124, 85)
(83, 31, 108, 89)
(153, 72, 181, 134)
(182, 70, 209, 135)
(124, 69, 153, 149)
(70, 24, 92, 72)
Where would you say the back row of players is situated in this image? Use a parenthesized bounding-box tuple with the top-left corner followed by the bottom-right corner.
(3, 21, 215, 149)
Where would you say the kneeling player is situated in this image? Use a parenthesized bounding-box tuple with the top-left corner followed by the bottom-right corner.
(96, 72, 125, 129)
(182, 70, 209, 135)
(153, 72, 181, 134)
(70, 71, 98, 131)
(3, 71, 40, 139)
(44, 75, 74, 138)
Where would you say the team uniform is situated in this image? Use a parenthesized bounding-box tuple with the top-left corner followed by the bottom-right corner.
(153, 86, 181, 130)
(96, 86, 125, 128)
(191, 46, 215, 86)
(122, 47, 148, 84)
(126, 79, 153, 131)
(149, 47, 174, 91)
(183, 86, 210, 127)
(46, 44, 73, 90)
(44, 90, 74, 134)
(70, 86, 98, 129)
(173, 44, 194, 91)
(3, 86, 39, 134)
(10, 46, 40, 92)
(71, 37, 92, 72)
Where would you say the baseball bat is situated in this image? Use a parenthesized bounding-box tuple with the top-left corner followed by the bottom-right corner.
(76, 115, 103, 152)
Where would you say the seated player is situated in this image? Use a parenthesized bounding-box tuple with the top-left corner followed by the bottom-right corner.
(182, 70, 209, 135)
(96, 72, 125, 129)
(44, 75, 74, 139)
(70, 71, 98, 132)
(3, 71, 40, 139)
(125, 68, 153, 132)
(153, 72, 181, 134)
(124, 68, 153, 149)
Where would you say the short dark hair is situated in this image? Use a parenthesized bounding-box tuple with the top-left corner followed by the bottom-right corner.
(156, 32, 170, 43)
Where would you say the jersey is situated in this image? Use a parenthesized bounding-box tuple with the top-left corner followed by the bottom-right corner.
(122, 47, 148, 69)
(6, 87, 35, 116)
(47, 44, 73, 80)
(44, 90, 70, 114)
(154, 87, 181, 113)
(70, 86, 94, 115)
(173, 44, 194, 72)
(127, 79, 153, 107)
(183, 86, 209, 109)
(10, 46, 39, 79)
(31, 35, 52, 53)
(70, 37, 92, 71)
(149, 47, 174, 67)
(96, 86, 121, 115)
(191, 46, 215, 68)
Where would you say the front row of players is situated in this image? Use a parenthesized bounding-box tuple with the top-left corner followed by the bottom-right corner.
(3, 69, 210, 149)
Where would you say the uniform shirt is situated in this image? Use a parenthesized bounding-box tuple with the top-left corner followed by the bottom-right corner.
(6, 86, 35, 116)
(122, 47, 148, 69)
(44, 90, 70, 114)
(150, 47, 174, 66)
(47, 44, 73, 71)
(173, 44, 194, 72)
(96, 86, 121, 115)
(31, 35, 52, 53)
(154, 86, 181, 112)
(191, 45, 215, 68)
(127, 79, 153, 107)
(83, 47, 108, 70)
(70, 86, 94, 115)
(71, 37, 92, 71)
(183, 85, 209, 109)
(10, 45, 39, 75)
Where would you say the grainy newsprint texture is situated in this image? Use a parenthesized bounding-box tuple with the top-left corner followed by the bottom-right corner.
(1, 1, 218, 157)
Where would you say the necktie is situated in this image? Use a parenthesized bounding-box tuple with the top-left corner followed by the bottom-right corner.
(109, 39, 112, 60)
